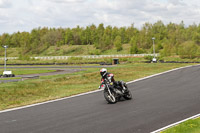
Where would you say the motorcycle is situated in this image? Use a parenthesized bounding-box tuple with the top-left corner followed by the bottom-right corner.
(100, 80, 132, 104)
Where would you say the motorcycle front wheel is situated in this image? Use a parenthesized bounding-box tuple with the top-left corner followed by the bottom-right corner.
(104, 91, 117, 104)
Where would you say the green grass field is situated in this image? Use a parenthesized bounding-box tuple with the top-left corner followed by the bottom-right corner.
(0, 63, 193, 110)
(162, 117, 200, 133)
(0, 44, 132, 57)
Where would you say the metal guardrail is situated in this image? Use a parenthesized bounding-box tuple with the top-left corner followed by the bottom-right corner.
(0, 54, 158, 60)
(0, 57, 18, 60)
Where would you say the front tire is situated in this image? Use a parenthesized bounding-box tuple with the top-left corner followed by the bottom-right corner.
(104, 91, 117, 104)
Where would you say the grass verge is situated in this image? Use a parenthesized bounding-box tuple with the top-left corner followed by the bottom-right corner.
(0, 69, 56, 75)
(161, 117, 200, 133)
(0, 77, 21, 80)
(0, 63, 195, 110)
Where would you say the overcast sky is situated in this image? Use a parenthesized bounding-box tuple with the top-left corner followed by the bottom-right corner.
(0, 0, 200, 34)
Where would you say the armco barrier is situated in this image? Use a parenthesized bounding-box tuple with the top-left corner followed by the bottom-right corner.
(0, 54, 158, 60)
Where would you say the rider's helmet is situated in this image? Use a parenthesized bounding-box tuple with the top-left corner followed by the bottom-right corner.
(100, 68, 107, 78)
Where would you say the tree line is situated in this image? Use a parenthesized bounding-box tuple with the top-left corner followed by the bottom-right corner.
(0, 20, 200, 58)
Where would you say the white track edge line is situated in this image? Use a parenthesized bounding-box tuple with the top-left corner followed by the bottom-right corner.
(1, 64, 200, 114)
(0, 89, 102, 113)
(151, 113, 200, 133)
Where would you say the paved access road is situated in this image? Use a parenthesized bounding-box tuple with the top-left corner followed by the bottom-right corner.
(0, 65, 200, 133)
(0, 65, 113, 83)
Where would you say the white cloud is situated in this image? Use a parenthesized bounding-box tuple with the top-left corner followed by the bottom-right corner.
(0, 0, 12, 8)
(1, 0, 200, 34)
(49, 0, 85, 3)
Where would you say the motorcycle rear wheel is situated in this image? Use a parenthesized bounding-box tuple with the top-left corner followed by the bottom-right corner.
(123, 89, 132, 100)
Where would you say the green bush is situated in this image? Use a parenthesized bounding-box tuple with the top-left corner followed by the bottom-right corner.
(160, 43, 174, 57)
(66, 57, 82, 64)
(144, 55, 154, 61)
(119, 58, 128, 62)
(68, 57, 83, 60)
(178, 41, 200, 59)
(18, 54, 31, 61)
(89, 49, 101, 55)
(114, 36, 123, 51)
(103, 58, 112, 64)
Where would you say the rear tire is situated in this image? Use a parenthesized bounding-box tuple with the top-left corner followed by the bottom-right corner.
(123, 89, 132, 100)
(104, 91, 117, 104)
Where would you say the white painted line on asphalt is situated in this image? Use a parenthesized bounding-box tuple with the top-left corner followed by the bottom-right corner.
(151, 113, 200, 133)
(0, 64, 200, 114)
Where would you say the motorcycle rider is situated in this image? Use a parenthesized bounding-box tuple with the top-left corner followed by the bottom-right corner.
(99, 68, 127, 92)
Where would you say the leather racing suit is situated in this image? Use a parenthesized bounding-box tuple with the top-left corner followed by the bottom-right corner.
(100, 72, 125, 91)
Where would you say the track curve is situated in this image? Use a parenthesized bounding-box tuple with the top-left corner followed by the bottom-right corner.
(0, 65, 200, 133)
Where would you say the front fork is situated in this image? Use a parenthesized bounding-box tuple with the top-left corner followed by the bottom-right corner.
(106, 84, 116, 100)
(106, 84, 112, 96)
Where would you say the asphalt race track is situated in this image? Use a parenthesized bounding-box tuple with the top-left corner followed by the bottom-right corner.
(0, 65, 200, 133)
